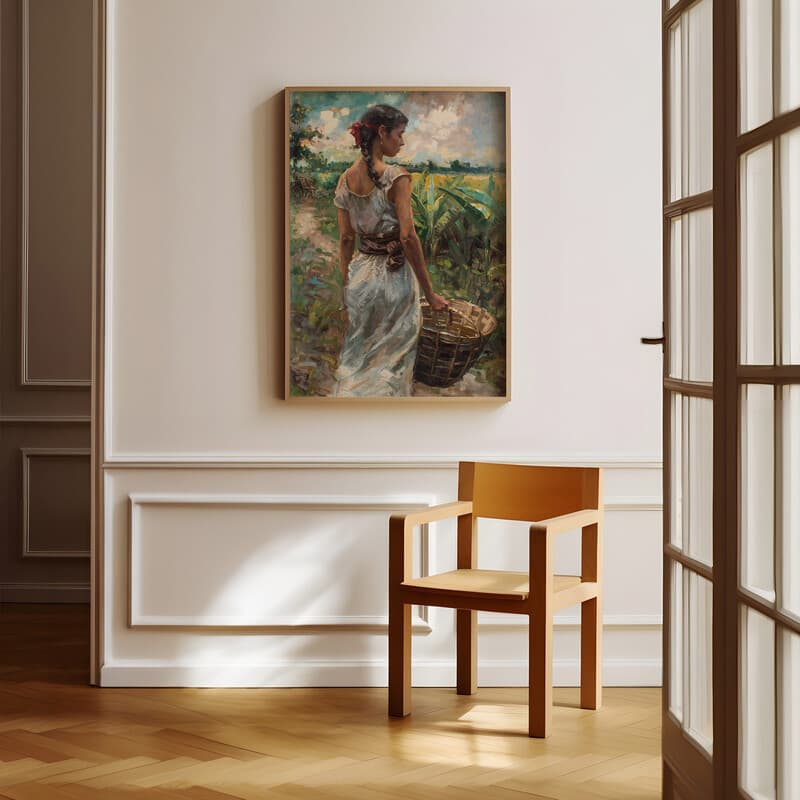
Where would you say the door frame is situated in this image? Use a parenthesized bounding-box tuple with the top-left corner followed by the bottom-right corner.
(710, 1, 737, 796)
(89, 0, 107, 686)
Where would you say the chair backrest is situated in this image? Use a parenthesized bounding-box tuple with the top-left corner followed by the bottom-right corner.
(457, 461, 601, 522)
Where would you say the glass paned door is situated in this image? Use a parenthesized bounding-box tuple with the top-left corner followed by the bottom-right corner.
(662, 0, 715, 795)
(737, 0, 800, 795)
(663, 1, 800, 796)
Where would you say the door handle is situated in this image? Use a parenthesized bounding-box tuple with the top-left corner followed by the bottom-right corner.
(641, 322, 665, 348)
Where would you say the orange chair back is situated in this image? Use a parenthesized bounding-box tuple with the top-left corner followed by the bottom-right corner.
(457, 461, 601, 522)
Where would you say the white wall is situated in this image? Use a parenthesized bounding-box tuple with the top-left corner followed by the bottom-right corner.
(102, 0, 663, 687)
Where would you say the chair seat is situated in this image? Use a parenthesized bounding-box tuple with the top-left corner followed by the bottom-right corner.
(401, 569, 582, 600)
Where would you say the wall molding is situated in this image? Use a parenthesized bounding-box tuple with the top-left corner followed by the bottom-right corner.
(92, 0, 109, 688)
(19, 0, 91, 388)
(21, 448, 91, 558)
(0, 416, 91, 423)
(104, 456, 663, 470)
(604, 497, 662, 511)
(479, 613, 662, 628)
(100, 657, 662, 688)
(0, 582, 89, 603)
(128, 615, 432, 632)
(129, 492, 438, 511)
(128, 493, 434, 630)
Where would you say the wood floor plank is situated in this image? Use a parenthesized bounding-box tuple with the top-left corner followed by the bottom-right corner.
(0, 763, 41, 784)
(152, 729, 265, 762)
(0, 783, 81, 800)
(78, 757, 200, 788)
(39, 756, 160, 785)
(0, 759, 90, 788)
(131, 757, 247, 788)
(0, 734, 82, 765)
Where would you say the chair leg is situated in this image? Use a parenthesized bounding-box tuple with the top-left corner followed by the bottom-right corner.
(456, 609, 477, 695)
(580, 597, 602, 710)
(529, 609, 552, 737)
(388, 599, 411, 717)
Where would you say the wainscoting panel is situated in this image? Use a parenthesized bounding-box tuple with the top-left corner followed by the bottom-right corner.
(21, 0, 93, 386)
(0, 427, 90, 600)
(128, 493, 432, 630)
(23, 449, 91, 557)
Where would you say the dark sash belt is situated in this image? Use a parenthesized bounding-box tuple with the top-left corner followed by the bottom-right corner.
(358, 233, 405, 272)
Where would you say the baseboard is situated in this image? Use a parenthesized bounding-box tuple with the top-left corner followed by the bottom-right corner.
(0, 583, 90, 603)
(475, 658, 662, 687)
(101, 658, 662, 688)
(103, 455, 663, 469)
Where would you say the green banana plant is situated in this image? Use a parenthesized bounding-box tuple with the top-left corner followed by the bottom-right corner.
(439, 183, 506, 273)
(410, 172, 459, 263)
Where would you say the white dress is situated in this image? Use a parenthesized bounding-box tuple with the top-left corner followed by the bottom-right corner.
(333, 165, 421, 397)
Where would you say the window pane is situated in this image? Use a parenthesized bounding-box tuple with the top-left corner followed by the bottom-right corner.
(686, 572, 712, 752)
(668, 2, 712, 202)
(778, 0, 800, 116)
(742, 384, 776, 603)
(670, 218, 683, 378)
(687, 398, 713, 566)
(669, 210, 713, 382)
(783, 385, 800, 619)
(671, 395, 713, 565)
(740, 0, 774, 132)
(671, 394, 684, 550)
(779, 628, 800, 800)
(740, 606, 776, 800)
(782, 129, 800, 364)
(688, 210, 713, 381)
(669, 561, 684, 722)
(686, 0, 712, 196)
(669, 21, 683, 202)
(741, 143, 775, 365)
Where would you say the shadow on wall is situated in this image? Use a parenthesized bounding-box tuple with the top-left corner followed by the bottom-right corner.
(250, 93, 286, 405)
(137, 505, 410, 686)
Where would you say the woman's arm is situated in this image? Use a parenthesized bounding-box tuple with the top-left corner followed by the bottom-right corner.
(337, 208, 356, 286)
(391, 174, 448, 310)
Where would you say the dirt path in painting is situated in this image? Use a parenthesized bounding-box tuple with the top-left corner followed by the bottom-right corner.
(294, 200, 337, 258)
(289, 199, 341, 397)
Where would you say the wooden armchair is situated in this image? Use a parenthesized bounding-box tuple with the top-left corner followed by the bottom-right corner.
(388, 461, 603, 738)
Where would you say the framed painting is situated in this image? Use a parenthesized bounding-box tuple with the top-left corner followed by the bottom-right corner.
(285, 86, 509, 400)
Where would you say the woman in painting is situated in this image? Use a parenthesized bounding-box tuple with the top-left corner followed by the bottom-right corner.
(333, 104, 448, 397)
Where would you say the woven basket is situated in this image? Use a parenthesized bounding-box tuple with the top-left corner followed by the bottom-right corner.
(414, 299, 497, 388)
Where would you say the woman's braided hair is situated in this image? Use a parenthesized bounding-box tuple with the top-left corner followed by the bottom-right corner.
(348, 104, 408, 188)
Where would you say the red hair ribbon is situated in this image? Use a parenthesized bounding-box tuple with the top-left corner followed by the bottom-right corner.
(348, 120, 379, 147)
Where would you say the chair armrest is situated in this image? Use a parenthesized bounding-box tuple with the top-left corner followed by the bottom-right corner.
(528, 509, 603, 595)
(529, 509, 601, 538)
(389, 501, 473, 585)
(390, 501, 473, 532)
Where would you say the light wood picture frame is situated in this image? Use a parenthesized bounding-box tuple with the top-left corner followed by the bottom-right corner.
(285, 87, 510, 401)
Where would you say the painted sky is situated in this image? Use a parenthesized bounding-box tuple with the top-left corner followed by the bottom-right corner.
(292, 90, 507, 168)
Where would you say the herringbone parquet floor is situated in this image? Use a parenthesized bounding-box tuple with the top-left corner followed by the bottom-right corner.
(0, 605, 661, 799)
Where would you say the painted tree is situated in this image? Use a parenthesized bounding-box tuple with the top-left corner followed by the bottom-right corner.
(289, 101, 324, 169)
